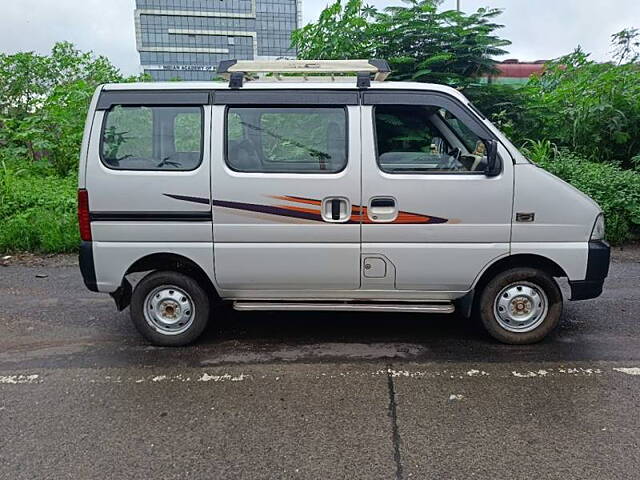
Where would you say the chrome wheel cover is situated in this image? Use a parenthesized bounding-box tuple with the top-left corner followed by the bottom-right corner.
(144, 285, 195, 336)
(493, 282, 549, 333)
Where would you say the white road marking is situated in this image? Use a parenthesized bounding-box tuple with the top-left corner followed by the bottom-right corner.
(3, 365, 638, 387)
(613, 367, 640, 376)
(199, 373, 249, 383)
(0, 374, 40, 385)
(466, 369, 489, 377)
(512, 368, 601, 378)
(449, 394, 464, 401)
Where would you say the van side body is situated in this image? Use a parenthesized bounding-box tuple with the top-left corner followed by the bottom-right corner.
(78, 80, 610, 345)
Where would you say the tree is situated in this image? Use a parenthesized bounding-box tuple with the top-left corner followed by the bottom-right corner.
(0, 42, 145, 175)
(291, 0, 510, 87)
(517, 48, 640, 166)
(612, 28, 640, 65)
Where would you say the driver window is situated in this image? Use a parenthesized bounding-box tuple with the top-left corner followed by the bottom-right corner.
(101, 105, 203, 171)
(374, 105, 487, 174)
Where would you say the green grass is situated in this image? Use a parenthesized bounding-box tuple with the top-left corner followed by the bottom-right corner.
(0, 162, 79, 253)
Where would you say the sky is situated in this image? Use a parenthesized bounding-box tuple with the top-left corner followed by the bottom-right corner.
(0, 0, 638, 75)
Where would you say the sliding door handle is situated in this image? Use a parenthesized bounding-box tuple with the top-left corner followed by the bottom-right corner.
(331, 199, 341, 221)
(322, 197, 351, 223)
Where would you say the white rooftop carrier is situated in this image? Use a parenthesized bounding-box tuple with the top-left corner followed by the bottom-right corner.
(217, 59, 392, 87)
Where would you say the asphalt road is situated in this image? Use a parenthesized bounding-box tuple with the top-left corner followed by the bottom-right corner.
(1, 249, 639, 480)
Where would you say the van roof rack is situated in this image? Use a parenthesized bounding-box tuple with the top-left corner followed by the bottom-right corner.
(218, 59, 391, 89)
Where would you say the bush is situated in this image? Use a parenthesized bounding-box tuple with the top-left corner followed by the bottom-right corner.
(525, 146, 640, 245)
(0, 161, 78, 253)
(516, 50, 640, 167)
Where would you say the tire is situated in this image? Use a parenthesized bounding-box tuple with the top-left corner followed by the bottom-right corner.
(130, 271, 210, 347)
(477, 267, 563, 345)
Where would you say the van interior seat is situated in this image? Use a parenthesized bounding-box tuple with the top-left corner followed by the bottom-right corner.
(229, 139, 262, 171)
(326, 121, 346, 170)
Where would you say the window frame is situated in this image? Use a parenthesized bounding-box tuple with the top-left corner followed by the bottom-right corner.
(366, 90, 501, 176)
(223, 104, 350, 175)
(99, 104, 205, 173)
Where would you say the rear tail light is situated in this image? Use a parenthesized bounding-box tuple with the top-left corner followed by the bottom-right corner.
(78, 189, 92, 242)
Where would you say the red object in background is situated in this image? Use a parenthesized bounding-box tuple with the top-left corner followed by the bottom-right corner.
(495, 59, 547, 79)
(78, 189, 92, 242)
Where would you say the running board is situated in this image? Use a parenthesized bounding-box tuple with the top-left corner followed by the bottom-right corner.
(233, 302, 455, 314)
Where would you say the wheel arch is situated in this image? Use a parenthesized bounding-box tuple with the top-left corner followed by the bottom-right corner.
(111, 252, 220, 311)
(126, 252, 219, 297)
(473, 254, 568, 294)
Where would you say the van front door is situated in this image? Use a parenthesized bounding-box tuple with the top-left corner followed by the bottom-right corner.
(211, 91, 361, 295)
(360, 91, 514, 294)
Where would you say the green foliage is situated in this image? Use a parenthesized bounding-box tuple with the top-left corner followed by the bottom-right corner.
(292, 0, 510, 87)
(0, 42, 146, 176)
(612, 28, 640, 65)
(464, 84, 534, 144)
(523, 50, 640, 167)
(0, 161, 79, 253)
(527, 148, 640, 245)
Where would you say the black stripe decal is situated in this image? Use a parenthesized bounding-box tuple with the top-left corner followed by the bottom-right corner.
(90, 212, 212, 222)
(212, 199, 323, 222)
(163, 193, 211, 205)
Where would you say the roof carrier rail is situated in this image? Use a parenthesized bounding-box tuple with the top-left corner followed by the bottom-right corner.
(217, 59, 391, 89)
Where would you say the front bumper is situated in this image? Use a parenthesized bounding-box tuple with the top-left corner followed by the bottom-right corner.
(569, 240, 611, 301)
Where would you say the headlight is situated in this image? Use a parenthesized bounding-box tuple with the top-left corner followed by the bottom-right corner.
(591, 214, 606, 241)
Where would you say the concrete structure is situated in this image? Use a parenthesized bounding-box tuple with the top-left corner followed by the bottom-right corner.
(134, 0, 302, 81)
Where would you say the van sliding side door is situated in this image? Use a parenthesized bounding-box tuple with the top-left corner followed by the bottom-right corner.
(211, 90, 362, 295)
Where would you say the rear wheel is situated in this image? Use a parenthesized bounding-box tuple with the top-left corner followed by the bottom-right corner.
(130, 271, 210, 347)
(477, 267, 562, 344)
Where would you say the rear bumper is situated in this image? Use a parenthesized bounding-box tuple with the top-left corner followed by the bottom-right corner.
(79, 241, 99, 292)
(569, 240, 611, 301)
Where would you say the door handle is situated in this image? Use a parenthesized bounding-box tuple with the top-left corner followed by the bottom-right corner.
(370, 198, 396, 209)
(331, 199, 341, 221)
(322, 197, 350, 223)
(368, 197, 398, 222)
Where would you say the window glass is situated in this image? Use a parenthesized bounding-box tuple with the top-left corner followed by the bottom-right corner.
(375, 105, 488, 174)
(226, 107, 347, 173)
(101, 105, 203, 171)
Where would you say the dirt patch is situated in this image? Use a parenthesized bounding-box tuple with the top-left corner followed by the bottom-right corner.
(1, 253, 78, 268)
(612, 244, 640, 263)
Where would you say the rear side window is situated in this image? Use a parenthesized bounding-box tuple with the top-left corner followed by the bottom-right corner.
(226, 107, 347, 173)
(101, 105, 203, 171)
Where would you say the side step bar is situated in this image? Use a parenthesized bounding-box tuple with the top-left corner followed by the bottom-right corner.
(233, 302, 455, 314)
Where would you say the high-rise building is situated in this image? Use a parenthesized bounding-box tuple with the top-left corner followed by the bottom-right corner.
(134, 1, 302, 81)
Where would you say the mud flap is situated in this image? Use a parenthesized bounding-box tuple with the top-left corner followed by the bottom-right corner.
(110, 278, 133, 311)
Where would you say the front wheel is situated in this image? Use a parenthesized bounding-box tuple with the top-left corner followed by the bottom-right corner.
(477, 267, 563, 345)
(130, 271, 210, 347)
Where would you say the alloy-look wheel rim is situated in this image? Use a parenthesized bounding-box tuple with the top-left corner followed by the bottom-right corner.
(144, 285, 195, 336)
(493, 282, 549, 333)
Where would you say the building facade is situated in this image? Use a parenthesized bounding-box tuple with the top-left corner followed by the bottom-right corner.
(134, 0, 302, 81)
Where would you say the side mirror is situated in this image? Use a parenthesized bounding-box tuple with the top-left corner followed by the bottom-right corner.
(485, 139, 502, 177)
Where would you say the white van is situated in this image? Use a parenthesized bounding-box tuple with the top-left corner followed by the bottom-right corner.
(77, 60, 610, 347)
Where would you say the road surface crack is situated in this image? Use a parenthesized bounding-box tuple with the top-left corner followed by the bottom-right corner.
(387, 364, 405, 480)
